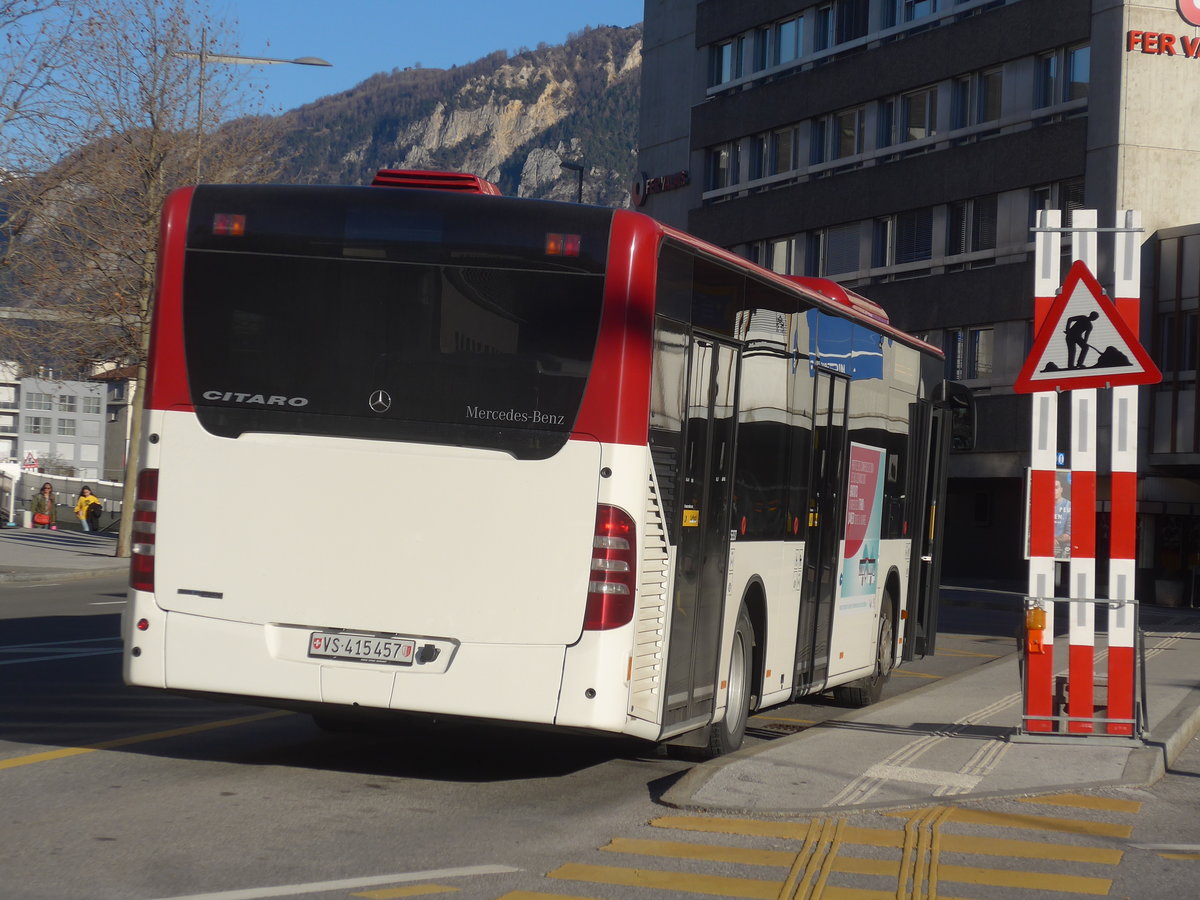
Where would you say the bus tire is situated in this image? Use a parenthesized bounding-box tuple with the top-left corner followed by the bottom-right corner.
(834, 596, 894, 708)
(706, 604, 754, 757)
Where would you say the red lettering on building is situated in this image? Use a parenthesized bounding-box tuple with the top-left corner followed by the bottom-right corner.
(1126, 29, 1200, 57)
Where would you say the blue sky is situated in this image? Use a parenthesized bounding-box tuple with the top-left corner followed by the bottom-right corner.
(212, 0, 646, 115)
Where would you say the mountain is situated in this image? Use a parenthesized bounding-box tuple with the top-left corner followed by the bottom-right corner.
(273, 24, 641, 207)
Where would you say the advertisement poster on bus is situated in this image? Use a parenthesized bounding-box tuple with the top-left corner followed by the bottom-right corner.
(842, 443, 885, 606)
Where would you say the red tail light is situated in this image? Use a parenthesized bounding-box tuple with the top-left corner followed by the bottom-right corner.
(583, 505, 636, 631)
(129, 468, 158, 592)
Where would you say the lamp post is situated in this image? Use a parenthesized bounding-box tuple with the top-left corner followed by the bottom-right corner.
(560, 160, 584, 203)
(178, 31, 331, 181)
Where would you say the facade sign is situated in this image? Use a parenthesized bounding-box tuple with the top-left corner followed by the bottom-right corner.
(1014, 260, 1161, 393)
(632, 170, 689, 207)
(1126, 2, 1200, 57)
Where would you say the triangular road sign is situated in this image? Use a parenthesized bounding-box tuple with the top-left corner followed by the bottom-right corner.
(1014, 260, 1161, 393)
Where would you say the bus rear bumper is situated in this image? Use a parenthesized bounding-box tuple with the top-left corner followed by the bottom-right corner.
(126, 606, 569, 726)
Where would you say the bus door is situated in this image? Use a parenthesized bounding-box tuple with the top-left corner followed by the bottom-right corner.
(663, 336, 739, 733)
(904, 399, 951, 659)
(794, 368, 849, 695)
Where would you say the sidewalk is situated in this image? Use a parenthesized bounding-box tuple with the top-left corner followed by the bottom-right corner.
(0, 527, 128, 583)
(663, 599, 1200, 814)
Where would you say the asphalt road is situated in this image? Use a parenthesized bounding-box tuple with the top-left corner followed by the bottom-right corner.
(5, 579, 1196, 899)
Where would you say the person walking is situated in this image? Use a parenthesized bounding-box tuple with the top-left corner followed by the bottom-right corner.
(74, 486, 102, 533)
(32, 483, 55, 529)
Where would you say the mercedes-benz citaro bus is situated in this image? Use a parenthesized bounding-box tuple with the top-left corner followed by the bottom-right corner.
(123, 169, 964, 756)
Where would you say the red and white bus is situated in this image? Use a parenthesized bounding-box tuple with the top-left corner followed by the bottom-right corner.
(123, 170, 960, 755)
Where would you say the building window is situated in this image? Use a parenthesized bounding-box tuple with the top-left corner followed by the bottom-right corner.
(752, 126, 799, 180)
(1066, 44, 1090, 101)
(951, 68, 1002, 130)
(1030, 178, 1085, 229)
(768, 236, 797, 274)
(902, 86, 938, 142)
(947, 195, 998, 256)
(774, 16, 802, 66)
(710, 38, 744, 87)
(826, 224, 862, 275)
(889, 208, 934, 265)
(25, 393, 52, 411)
(946, 326, 994, 379)
(82, 396, 101, 414)
(56, 418, 76, 436)
(834, 107, 866, 159)
(1035, 52, 1057, 108)
(57, 394, 77, 412)
(707, 143, 740, 191)
(812, 107, 865, 165)
(815, 1, 868, 51)
(25, 416, 51, 434)
(885, 0, 939, 27)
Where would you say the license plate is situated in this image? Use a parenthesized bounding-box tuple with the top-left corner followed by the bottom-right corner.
(308, 632, 415, 666)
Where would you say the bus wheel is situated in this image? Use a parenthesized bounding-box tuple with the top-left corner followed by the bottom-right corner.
(834, 598, 894, 708)
(706, 604, 754, 757)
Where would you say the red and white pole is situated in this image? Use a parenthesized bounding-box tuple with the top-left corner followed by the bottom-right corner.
(1067, 211, 1098, 733)
(1107, 209, 1141, 736)
(1026, 209, 1061, 733)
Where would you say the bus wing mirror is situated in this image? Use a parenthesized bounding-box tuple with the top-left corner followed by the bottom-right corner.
(937, 381, 975, 452)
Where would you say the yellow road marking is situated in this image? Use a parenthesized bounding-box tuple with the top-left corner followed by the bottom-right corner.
(892, 670, 942, 679)
(549, 862, 779, 899)
(0, 710, 291, 771)
(652, 816, 907, 849)
(937, 863, 1111, 894)
(354, 886, 459, 899)
(937, 648, 1002, 659)
(1018, 793, 1142, 814)
(651, 815, 815, 840)
(939, 833, 1122, 864)
(604, 838, 795, 867)
(1159, 853, 1200, 860)
(890, 807, 1133, 838)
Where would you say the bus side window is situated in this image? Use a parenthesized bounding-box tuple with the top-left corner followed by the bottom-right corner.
(650, 317, 689, 542)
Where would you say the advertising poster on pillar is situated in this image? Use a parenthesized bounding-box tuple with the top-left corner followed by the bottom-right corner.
(842, 443, 885, 608)
(1023, 469, 1072, 561)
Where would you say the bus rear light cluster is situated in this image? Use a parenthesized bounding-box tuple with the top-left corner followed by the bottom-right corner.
(583, 505, 636, 631)
(129, 468, 159, 593)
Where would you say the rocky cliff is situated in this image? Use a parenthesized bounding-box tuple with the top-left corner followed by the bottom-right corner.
(275, 25, 641, 207)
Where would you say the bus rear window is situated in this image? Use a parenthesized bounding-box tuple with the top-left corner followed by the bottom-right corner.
(182, 253, 605, 458)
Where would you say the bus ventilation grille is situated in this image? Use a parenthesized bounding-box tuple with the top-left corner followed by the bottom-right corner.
(630, 474, 670, 723)
(370, 169, 503, 195)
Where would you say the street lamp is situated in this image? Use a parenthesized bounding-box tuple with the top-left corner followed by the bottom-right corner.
(560, 160, 584, 204)
(177, 33, 332, 180)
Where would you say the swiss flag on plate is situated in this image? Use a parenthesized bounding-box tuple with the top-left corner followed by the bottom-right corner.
(1181, 0, 1200, 27)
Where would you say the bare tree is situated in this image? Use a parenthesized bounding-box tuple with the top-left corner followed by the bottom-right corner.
(1, 0, 285, 555)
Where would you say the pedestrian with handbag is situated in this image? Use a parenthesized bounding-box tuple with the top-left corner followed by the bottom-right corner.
(32, 483, 55, 529)
(74, 486, 102, 532)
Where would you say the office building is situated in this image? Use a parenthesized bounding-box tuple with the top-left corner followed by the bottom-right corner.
(638, 0, 1200, 592)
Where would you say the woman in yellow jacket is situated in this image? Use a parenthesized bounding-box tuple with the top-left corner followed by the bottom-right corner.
(74, 486, 102, 532)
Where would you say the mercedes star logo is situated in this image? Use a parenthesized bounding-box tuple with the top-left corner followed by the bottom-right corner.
(368, 389, 392, 413)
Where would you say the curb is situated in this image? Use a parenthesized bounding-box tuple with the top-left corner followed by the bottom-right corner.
(659, 647, 1200, 815)
(1123, 685, 1200, 786)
